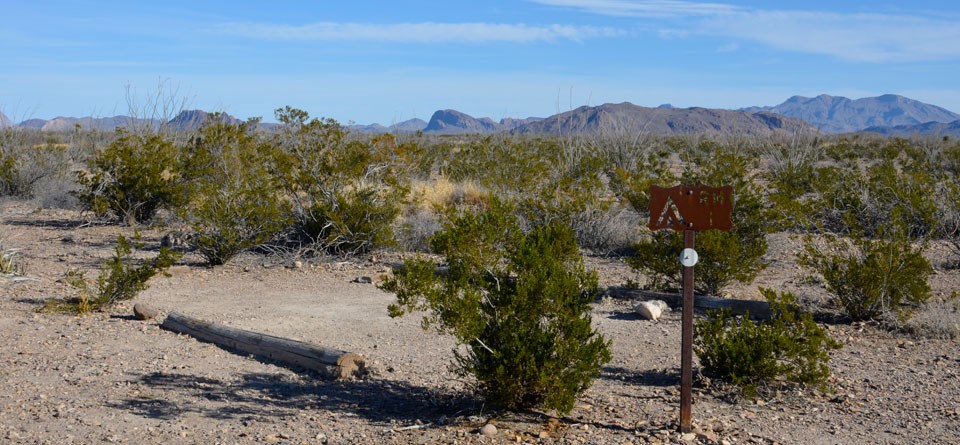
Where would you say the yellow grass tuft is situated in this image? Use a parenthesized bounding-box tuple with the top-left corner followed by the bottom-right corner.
(410, 176, 489, 211)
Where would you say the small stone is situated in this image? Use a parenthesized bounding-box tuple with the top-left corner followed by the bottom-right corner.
(681, 432, 697, 442)
(634, 300, 664, 320)
(539, 431, 550, 439)
(133, 303, 159, 320)
(698, 431, 719, 443)
(352, 276, 373, 284)
(293, 261, 303, 269)
(480, 424, 498, 436)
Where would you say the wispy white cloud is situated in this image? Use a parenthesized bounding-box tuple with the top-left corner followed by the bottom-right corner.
(531, 0, 738, 18)
(704, 10, 960, 63)
(212, 21, 626, 44)
(531, 0, 960, 62)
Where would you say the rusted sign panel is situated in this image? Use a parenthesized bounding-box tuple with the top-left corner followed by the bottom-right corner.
(648, 184, 733, 231)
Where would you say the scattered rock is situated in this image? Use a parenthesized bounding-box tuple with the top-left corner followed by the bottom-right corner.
(480, 423, 497, 436)
(634, 300, 668, 320)
(160, 231, 197, 252)
(352, 276, 373, 284)
(133, 303, 159, 320)
(698, 431, 719, 443)
(681, 432, 697, 442)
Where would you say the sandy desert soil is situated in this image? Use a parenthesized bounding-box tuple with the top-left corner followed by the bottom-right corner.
(2, 201, 959, 444)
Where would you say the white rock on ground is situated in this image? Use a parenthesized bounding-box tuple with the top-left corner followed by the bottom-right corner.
(633, 299, 669, 320)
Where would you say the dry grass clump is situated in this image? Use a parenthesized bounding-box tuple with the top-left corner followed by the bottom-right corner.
(906, 297, 960, 339)
(0, 231, 25, 278)
(410, 176, 489, 211)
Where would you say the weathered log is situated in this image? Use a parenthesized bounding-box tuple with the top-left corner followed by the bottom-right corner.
(160, 312, 365, 379)
(607, 288, 772, 320)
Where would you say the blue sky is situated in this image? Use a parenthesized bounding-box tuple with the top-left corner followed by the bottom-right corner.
(2, 0, 959, 124)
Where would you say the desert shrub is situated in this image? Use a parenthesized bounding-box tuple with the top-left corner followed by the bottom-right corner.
(444, 135, 625, 252)
(382, 199, 611, 414)
(74, 129, 187, 224)
(49, 234, 181, 314)
(302, 186, 401, 255)
(812, 140, 941, 239)
(397, 207, 443, 252)
(516, 142, 619, 251)
(629, 143, 769, 295)
(272, 107, 408, 255)
(905, 297, 960, 339)
(606, 139, 677, 215)
(181, 118, 291, 265)
(762, 138, 823, 231)
(799, 224, 932, 322)
(695, 288, 841, 397)
(0, 130, 76, 201)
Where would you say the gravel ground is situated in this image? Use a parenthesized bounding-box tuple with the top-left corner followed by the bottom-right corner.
(2, 202, 959, 444)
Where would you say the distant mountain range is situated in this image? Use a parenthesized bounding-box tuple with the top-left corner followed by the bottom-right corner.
(510, 103, 811, 136)
(3, 94, 959, 137)
(743, 94, 960, 134)
(864, 120, 960, 138)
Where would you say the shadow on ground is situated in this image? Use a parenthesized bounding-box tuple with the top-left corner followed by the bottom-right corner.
(109, 371, 479, 425)
(602, 366, 679, 387)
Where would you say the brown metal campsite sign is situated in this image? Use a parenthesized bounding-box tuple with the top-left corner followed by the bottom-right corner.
(648, 184, 733, 434)
(649, 185, 733, 231)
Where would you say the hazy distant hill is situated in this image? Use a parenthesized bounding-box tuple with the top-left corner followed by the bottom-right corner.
(746, 94, 960, 134)
(419, 111, 545, 134)
(19, 119, 48, 129)
(390, 118, 428, 132)
(346, 123, 389, 133)
(511, 102, 814, 136)
(41, 116, 148, 132)
(423, 109, 502, 134)
(166, 110, 241, 131)
(347, 118, 428, 134)
(863, 120, 960, 138)
(11, 116, 155, 132)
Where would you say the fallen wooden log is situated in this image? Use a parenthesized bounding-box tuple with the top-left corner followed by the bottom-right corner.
(160, 312, 366, 379)
(606, 288, 772, 320)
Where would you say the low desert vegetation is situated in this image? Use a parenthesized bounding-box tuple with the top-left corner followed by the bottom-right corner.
(0, 235, 24, 277)
(696, 288, 842, 397)
(6, 107, 960, 409)
(382, 199, 611, 414)
(46, 234, 181, 314)
(800, 222, 933, 324)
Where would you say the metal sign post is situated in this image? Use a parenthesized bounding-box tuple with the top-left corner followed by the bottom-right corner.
(680, 229, 695, 432)
(648, 184, 733, 434)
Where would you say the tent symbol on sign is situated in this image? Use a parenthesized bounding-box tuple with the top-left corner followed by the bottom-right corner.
(656, 197, 684, 228)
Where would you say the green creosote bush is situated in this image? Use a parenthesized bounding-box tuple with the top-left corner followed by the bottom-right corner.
(695, 288, 841, 397)
(799, 222, 932, 323)
(273, 107, 408, 255)
(48, 234, 181, 314)
(629, 143, 769, 295)
(182, 117, 292, 266)
(762, 138, 823, 232)
(381, 198, 612, 414)
(74, 129, 187, 224)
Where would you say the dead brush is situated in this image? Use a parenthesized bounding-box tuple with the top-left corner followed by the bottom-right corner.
(906, 296, 960, 339)
(0, 233, 25, 277)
